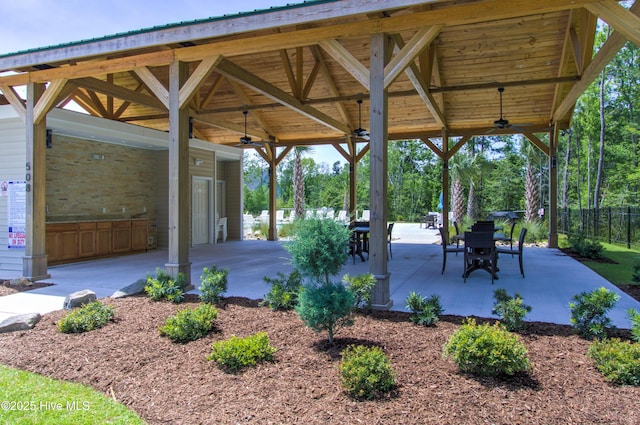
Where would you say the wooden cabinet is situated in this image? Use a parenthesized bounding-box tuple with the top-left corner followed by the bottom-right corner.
(96, 222, 112, 256)
(112, 221, 132, 253)
(131, 220, 148, 251)
(46, 219, 147, 265)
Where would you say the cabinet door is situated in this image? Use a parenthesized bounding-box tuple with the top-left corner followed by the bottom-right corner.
(78, 223, 96, 257)
(131, 220, 148, 251)
(112, 221, 131, 253)
(46, 232, 61, 262)
(96, 222, 112, 255)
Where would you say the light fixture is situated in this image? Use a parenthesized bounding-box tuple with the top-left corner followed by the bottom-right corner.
(194, 158, 204, 166)
(353, 97, 369, 141)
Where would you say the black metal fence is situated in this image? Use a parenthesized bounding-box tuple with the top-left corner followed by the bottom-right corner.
(559, 207, 640, 250)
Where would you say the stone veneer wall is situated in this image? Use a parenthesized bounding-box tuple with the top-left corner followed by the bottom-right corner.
(45, 135, 157, 223)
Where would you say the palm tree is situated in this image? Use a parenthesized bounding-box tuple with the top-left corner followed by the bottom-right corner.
(521, 139, 541, 221)
(293, 146, 312, 219)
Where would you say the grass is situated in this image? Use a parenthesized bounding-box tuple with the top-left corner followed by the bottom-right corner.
(584, 243, 640, 286)
(0, 363, 146, 425)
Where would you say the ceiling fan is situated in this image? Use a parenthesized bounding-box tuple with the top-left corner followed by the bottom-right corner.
(235, 108, 264, 147)
(493, 86, 511, 130)
(353, 98, 370, 141)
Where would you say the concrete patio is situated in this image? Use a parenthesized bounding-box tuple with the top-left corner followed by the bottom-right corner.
(2, 223, 639, 329)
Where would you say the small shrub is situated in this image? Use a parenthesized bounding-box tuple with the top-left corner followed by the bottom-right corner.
(491, 289, 532, 332)
(568, 232, 604, 259)
(632, 262, 640, 283)
(199, 265, 229, 304)
(144, 269, 187, 303)
(284, 218, 351, 285)
(260, 270, 302, 311)
(443, 318, 531, 376)
(569, 287, 619, 340)
(57, 301, 115, 333)
(339, 345, 397, 399)
(158, 303, 218, 343)
(588, 338, 640, 386)
(343, 273, 376, 310)
(405, 291, 443, 326)
(208, 332, 277, 373)
(629, 309, 640, 343)
(295, 282, 356, 345)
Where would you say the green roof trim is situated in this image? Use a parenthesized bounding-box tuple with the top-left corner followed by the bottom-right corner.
(0, 0, 336, 59)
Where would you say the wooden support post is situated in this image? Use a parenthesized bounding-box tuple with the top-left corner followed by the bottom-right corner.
(268, 144, 278, 241)
(349, 152, 357, 222)
(165, 61, 192, 284)
(368, 33, 392, 310)
(23, 82, 50, 281)
(442, 129, 450, 237)
(548, 124, 559, 248)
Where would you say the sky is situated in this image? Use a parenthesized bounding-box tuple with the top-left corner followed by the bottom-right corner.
(0, 0, 345, 165)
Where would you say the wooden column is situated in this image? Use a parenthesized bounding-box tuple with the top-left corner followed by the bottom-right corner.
(349, 154, 357, 222)
(165, 61, 192, 283)
(442, 129, 450, 236)
(368, 33, 392, 310)
(548, 124, 559, 248)
(268, 144, 278, 241)
(23, 82, 50, 281)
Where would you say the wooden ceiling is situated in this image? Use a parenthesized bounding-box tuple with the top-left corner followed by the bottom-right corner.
(1, 0, 639, 152)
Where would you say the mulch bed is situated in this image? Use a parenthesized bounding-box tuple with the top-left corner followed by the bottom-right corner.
(0, 279, 53, 297)
(0, 294, 639, 425)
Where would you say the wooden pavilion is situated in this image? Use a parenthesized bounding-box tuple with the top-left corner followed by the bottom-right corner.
(1, 0, 639, 308)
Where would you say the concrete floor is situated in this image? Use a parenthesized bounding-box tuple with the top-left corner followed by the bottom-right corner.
(2, 223, 640, 329)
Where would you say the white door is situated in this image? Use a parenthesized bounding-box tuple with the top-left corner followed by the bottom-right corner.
(192, 177, 211, 245)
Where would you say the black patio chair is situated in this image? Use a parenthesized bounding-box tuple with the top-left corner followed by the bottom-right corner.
(496, 227, 527, 278)
(453, 221, 462, 254)
(463, 231, 497, 284)
(439, 227, 464, 274)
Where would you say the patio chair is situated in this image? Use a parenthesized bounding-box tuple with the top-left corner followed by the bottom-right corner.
(496, 227, 527, 278)
(453, 221, 462, 253)
(463, 231, 497, 284)
(217, 217, 228, 242)
(439, 227, 464, 274)
(387, 222, 394, 259)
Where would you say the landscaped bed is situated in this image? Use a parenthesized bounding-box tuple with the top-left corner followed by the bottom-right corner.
(0, 294, 638, 425)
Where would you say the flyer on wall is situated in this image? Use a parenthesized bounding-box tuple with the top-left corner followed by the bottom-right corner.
(8, 181, 26, 249)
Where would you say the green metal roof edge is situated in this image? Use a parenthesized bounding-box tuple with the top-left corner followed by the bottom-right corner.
(0, 0, 337, 59)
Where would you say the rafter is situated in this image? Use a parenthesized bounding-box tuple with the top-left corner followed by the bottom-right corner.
(71, 77, 166, 110)
(133, 67, 169, 109)
(215, 58, 350, 134)
(33, 78, 68, 124)
(318, 39, 370, 90)
(0, 85, 26, 121)
(384, 25, 443, 88)
(178, 55, 221, 108)
(585, 0, 640, 46)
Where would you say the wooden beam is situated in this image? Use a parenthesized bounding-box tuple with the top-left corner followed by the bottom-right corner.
(0, 85, 26, 121)
(199, 74, 224, 110)
(216, 58, 351, 134)
(318, 39, 370, 90)
(275, 145, 293, 166)
(553, 1, 640, 122)
(71, 77, 171, 111)
(309, 45, 352, 126)
(332, 142, 351, 162)
(33, 78, 67, 124)
(192, 112, 271, 140)
(421, 137, 443, 159)
(384, 25, 443, 88)
(585, 1, 640, 47)
(133, 67, 169, 109)
(524, 132, 550, 155)
(445, 135, 470, 160)
(178, 55, 221, 108)
(390, 33, 446, 128)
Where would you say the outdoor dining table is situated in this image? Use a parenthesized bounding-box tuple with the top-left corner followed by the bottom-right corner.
(352, 225, 369, 262)
(455, 231, 511, 279)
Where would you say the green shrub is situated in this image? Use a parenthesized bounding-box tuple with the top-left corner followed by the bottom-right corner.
(522, 219, 546, 244)
(343, 273, 376, 310)
(443, 318, 531, 376)
(260, 270, 303, 311)
(284, 218, 351, 285)
(491, 289, 532, 332)
(588, 338, 640, 386)
(295, 282, 356, 345)
(632, 262, 640, 283)
(568, 232, 604, 259)
(208, 332, 277, 373)
(569, 287, 619, 340)
(57, 301, 115, 333)
(405, 291, 443, 326)
(339, 345, 397, 400)
(629, 309, 640, 343)
(158, 303, 218, 343)
(144, 269, 187, 303)
(199, 265, 229, 304)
